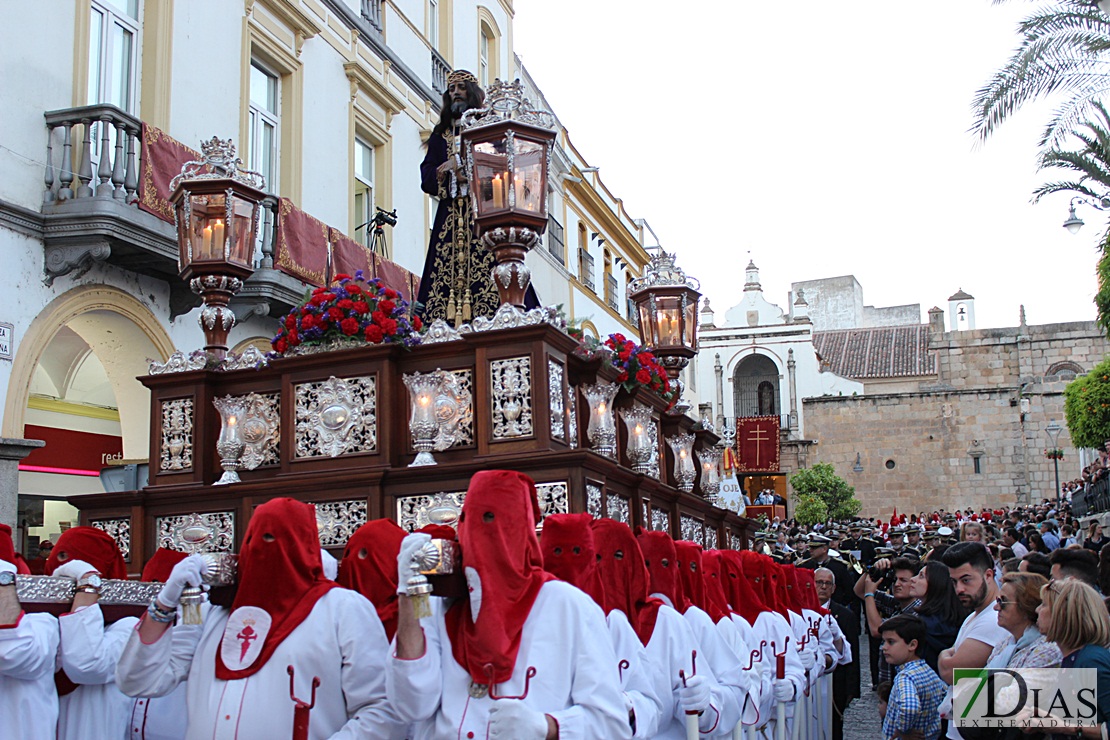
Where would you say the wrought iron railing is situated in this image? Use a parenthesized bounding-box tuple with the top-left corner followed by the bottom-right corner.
(605, 273, 619, 312)
(1078, 476, 1110, 517)
(547, 215, 564, 262)
(578, 248, 595, 292)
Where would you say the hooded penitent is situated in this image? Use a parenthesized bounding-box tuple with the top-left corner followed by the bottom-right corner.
(216, 498, 337, 680)
(793, 569, 829, 616)
(0, 524, 29, 574)
(540, 513, 605, 608)
(45, 526, 128, 579)
(700, 551, 737, 624)
(445, 470, 553, 686)
(720, 550, 771, 625)
(779, 565, 804, 614)
(675, 541, 720, 620)
(337, 519, 407, 642)
(750, 553, 788, 618)
(141, 548, 188, 583)
(592, 518, 663, 647)
(636, 529, 687, 612)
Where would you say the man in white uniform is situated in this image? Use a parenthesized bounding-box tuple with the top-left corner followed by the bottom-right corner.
(117, 497, 406, 739)
(0, 523, 60, 739)
(389, 470, 630, 739)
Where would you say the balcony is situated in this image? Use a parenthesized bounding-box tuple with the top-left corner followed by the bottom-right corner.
(431, 48, 450, 95)
(547, 215, 564, 263)
(36, 105, 319, 319)
(360, 0, 383, 31)
(578, 248, 595, 292)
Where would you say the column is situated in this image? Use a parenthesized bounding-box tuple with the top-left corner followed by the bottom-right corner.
(714, 353, 724, 432)
(787, 349, 799, 438)
(0, 438, 45, 529)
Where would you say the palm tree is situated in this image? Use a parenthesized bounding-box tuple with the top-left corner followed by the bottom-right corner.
(972, 1, 1110, 149)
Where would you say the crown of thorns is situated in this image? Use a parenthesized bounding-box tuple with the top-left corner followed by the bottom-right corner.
(447, 70, 478, 85)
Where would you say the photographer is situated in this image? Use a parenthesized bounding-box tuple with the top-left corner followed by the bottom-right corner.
(854, 553, 921, 685)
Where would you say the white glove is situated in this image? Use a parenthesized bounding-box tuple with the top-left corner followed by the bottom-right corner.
(0, 560, 15, 576)
(679, 674, 711, 714)
(397, 533, 431, 596)
(157, 554, 207, 609)
(53, 559, 97, 581)
(799, 647, 816, 671)
(488, 698, 549, 740)
(773, 678, 794, 703)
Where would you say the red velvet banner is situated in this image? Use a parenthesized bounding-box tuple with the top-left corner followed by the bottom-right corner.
(329, 227, 373, 282)
(372, 252, 418, 305)
(734, 416, 780, 473)
(137, 123, 205, 223)
(275, 197, 329, 286)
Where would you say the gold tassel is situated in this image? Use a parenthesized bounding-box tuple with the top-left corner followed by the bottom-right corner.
(446, 288, 456, 322)
(411, 592, 433, 620)
(462, 290, 472, 321)
(180, 586, 204, 625)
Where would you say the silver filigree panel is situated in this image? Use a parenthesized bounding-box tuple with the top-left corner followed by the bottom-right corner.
(17, 576, 160, 606)
(652, 507, 670, 533)
(90, 517, 131, 562)
(607, 495, 630, 525)
(586, 483, 602, 517)
(490, 357, 533, 439)
(397, 491, 467, 532)
(239, 391, 280, 469)
(316, 499, 368, 548)
(536, 481, 568, 516)
(160, 398, 194, 471)
(548, 360, 565, 441)
(730, 533, 743, 551)
(446, 369, 474, 448)
(680, 515, 704, 545)
(294, 375, 377, 458)
(567, 390, 579, 449)
(156, 511, 235, 553)
(647, 414, 661, 480)
(706, 528, 719, 550)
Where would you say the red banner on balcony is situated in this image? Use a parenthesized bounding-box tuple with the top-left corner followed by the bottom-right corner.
(275, 197, 328, 286)
(372, 252, 418, 305)
(734, 416, 780, 473)
(329, 228, 373, 283)
(137, 124, 205, 223)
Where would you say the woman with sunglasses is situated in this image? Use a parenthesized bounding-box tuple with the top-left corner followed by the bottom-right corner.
(988, 572, 1060, 669)
(906, 561, 968, 672)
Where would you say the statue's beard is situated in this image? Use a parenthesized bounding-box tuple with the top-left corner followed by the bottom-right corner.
(451, 100, 468, 118)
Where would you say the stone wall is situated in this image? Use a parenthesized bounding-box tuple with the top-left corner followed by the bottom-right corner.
(801, 320, 1110, 516)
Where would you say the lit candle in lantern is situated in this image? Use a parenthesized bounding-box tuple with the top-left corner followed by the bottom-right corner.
(492, 173, 504, 208)
(202, 224, 213, 253)
(212, 219, 225, 253)
(415, 393, 435, 425)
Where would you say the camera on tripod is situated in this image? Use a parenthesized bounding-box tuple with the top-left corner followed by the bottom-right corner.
(372, 206, 398, 228)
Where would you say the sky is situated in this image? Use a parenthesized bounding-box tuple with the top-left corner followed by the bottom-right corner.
(513, 1, 1100, 330)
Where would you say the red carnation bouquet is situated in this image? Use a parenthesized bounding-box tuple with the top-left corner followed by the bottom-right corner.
(271, 271, 422, 354)
(604, 332, 675, 404)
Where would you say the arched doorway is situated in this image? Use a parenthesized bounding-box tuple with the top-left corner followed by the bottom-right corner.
(4, 287, 174, 559)
(733, 354, 780, 418)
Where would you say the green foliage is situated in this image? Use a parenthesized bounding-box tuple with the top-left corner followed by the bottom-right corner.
(1064, 356, 1110, 448)
(793, 494, 828, 527)
(789, 463, 862, 521)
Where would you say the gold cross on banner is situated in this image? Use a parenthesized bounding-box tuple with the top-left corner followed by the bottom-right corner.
(748, 427, 769, 466)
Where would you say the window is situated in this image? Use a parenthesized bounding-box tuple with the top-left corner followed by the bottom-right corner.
(479, 30, 490, 88)
(547, 214, 564, 262)
(578, 248, 595, 292)
(604, 250, 618, 311)
(428, 0, 439, 49)
(248, 61, 280, 193)
(626, 274, 638, 326)
(733, 354, 779, 418)
(88, 0, 140, 112)
(354, 137, 374, 248)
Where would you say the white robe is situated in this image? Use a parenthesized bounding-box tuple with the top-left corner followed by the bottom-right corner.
(116, 588, 406, 740)
(387, 580, 631, 740)
(645, 604, 740, 739)
(57, 604, 139, 740)
(0, 611, 60, 740)
(122, 607, 205, 740)
(606, 609, 667, 738)
(674, 601, 752, 735)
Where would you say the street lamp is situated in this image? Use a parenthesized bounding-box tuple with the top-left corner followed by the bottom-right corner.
(170, 137, 267, 359)
(1045, 420, 1063, 506)
(628, 251, 701, 415)
(1061, 195, 1110, 235)
(459, 79, 557, 308)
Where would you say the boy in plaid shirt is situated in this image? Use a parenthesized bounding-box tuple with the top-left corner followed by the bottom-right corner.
(880, 614, 947, 740)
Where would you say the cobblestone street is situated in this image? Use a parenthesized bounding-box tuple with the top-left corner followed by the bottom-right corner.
(844, 634, 884, 740)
